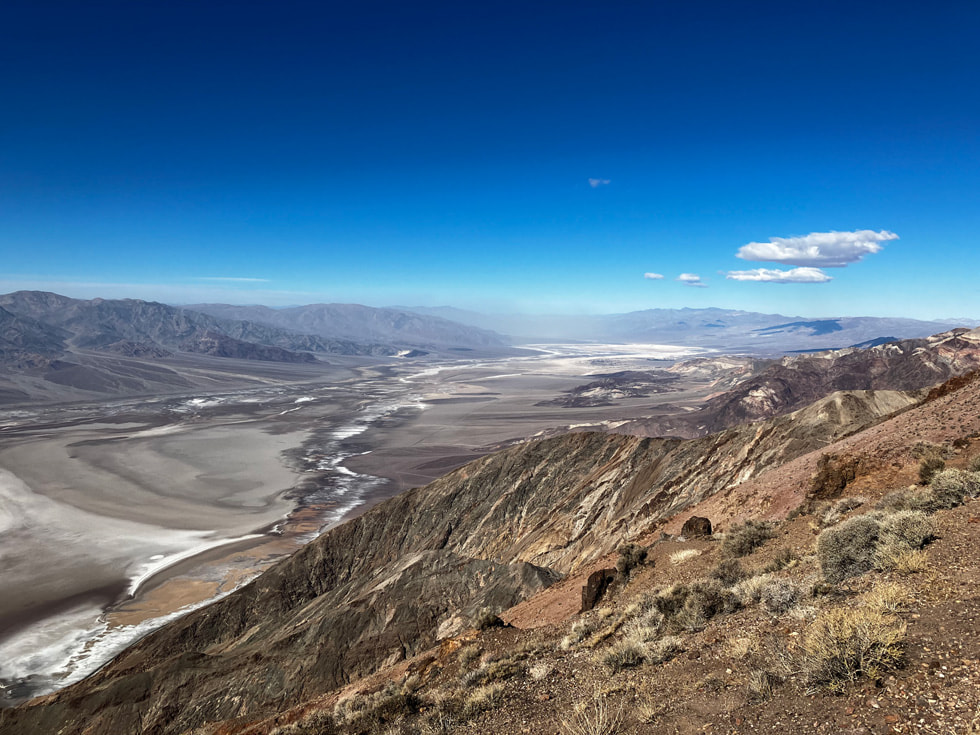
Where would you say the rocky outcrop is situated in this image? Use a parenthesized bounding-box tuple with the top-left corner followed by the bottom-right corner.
(681, 516, 712, 537)
(621, 330, 980, 438)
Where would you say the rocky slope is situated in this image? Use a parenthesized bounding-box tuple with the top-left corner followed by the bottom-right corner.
(0, 379, 927, 733)
(619, 328, 980, 438)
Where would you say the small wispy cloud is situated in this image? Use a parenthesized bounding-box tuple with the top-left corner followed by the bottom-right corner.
(588, 178, 611, 188)
(643, 272, 664, 280)
(736, 229, 897, 267)
(196, 277, 270, 283)
(725, 266, 833, 283)
(677, 273, 707, 288)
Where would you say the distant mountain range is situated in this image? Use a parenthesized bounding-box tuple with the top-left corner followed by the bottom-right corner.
(184, 302, 508, 350)
(0, 292, 513, 404)
(399, 306, 972, 352)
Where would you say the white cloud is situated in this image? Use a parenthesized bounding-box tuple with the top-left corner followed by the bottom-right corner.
(676, 273, 707, 288)
(196, 277, 270, 282)
(588, 178, 611, 188)
(643, 272, 664, 280)
(725, 267, 833, 283)
(736, 229, 897, 267)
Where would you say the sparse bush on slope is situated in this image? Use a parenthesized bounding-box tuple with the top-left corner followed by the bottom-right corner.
(818, 510, 933, 582)
(615, 542, 648, 578)
(918, 453, 946, 484)
(721, 520, 775, 558)
(798, 606, 906, 691)
(817, 514, 881, 583)
(927, 468, 980, 509)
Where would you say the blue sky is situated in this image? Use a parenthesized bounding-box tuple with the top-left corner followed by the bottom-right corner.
(2, 1, 979, 318)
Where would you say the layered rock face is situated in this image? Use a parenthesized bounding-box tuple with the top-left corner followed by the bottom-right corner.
(621, 329, 980, 437)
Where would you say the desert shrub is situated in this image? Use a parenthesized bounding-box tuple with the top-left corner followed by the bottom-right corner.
(762, 547, 798, 573)
(798, 607, 906, 690)
(876, 488, 928, 512)
(710, 558, 747, 585)
(928, 468, 980, 508)
(561, 618, 599, 650)
(968, 454, 980, 473)
(817, 514, 881, 583)
(529, 662, 553, 681)
(878, 510, 933, 551)
(918, 454, 946, 485)
(462, 683, 505, 717)
(647, 634, 683, 664)
(624, 607, 665, 643)
(670, 548, 702, 564)
(759, 578, 804, 615)
(650, 584, 690, 619)
(821, 496, 867, 527)
(560, 689, 623, 735)
(457, 645, 482, 668)
(747, 669, 780, 702)
(721, 520, 775, 558)
(616, 543, 648, 578)
(334, 683, 420, 730)
(732, 573, 774, 606)
(472, 607, 505, 630)
(673, 579, 741, 632)
(600, 638, 646, 673)
(863, 582, 907, 613)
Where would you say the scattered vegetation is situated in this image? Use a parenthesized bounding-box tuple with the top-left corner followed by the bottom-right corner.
(561, 618, 599, 650)
(457, 645, 482, 668)
(462, 683, 505, 717)
(762, 547, 799, 573)
(646, 634, 683, 664)
(333, 679, 422, 732)
(721, 519, 775, 558)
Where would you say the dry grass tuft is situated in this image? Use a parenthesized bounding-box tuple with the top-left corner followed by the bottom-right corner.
(647, 635, 683, 664)
(600, 639, 646, 673)
(457, 645, 482, 668)
(462, 683, 505, 717)
(862, 582, 908, 613)
(746, 669, 780, 702)
(798, 606, 906, 691)
(670, 548, 702, 564)
(529, 662, 553, 681)
(560, 689, 624, 735)
(561, 618, 599, 650)
(880, 548, 930, 575)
